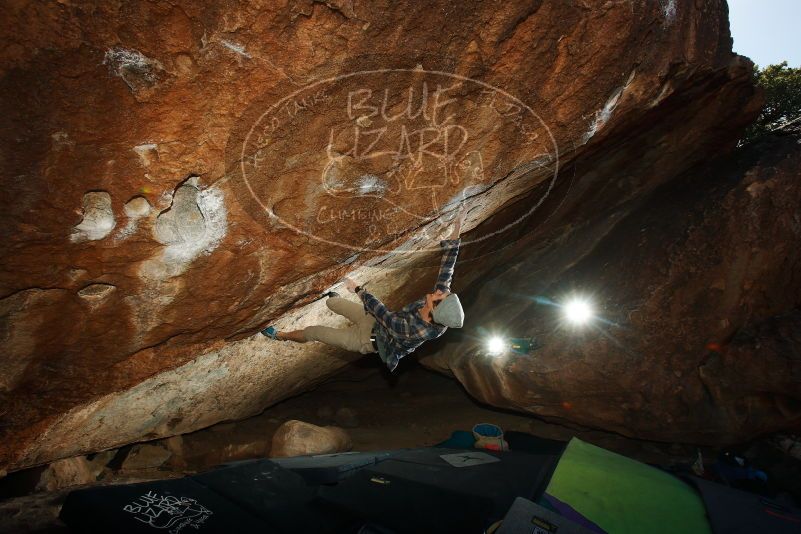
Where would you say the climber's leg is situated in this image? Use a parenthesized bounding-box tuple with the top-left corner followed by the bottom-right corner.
(357, 315, 378, 354)
(302, 324, 362, 352)
(326, 296, 369, 323)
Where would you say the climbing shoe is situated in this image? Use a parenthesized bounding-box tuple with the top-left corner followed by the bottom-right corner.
(261, 326, 279, 339)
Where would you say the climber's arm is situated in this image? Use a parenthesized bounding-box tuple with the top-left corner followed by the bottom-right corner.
(357, 288, 411, 337)
(342, 276, 410, 336)
(435, 206, 465, 292)
(435, 239, 461, 293)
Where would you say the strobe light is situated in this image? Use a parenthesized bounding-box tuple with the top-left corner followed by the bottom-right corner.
(563, 298, 593, 326)
(486, 336, 507, 355)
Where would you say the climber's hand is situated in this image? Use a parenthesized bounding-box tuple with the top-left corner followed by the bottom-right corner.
(343, 277, 358, 293)
(448, 205, 467, 239)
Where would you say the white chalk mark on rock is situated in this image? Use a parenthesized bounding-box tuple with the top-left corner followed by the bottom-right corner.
(103, 48, 164, 92)
(219, 39, 252, 59)
(356, 174, 388, 196)
(205, 34, 310, 86)
(133, 144, 158, 167)
(662, 0, 677, 26)
(142, 180, 228, 280)
(195, 188, 228, 256)
(581, 71, 636, 144)
(114, 196, 152, 242)
(71, 192, 116, 242)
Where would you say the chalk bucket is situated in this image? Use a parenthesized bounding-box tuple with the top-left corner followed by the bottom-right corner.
(472, 423, 508, 451)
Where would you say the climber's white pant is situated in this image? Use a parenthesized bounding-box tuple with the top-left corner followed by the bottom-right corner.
(303, 297, 377, 354)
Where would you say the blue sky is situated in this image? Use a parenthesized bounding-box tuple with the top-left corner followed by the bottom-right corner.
(728, 0, 800, 67)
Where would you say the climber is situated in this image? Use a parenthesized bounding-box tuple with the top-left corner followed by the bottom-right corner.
(261, 208, 466, 372)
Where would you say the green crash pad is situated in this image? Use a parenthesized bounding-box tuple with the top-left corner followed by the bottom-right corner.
(545, 438, 711, 534)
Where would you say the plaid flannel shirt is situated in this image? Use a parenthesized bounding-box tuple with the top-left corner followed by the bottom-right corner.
(357, 238, 461, 372)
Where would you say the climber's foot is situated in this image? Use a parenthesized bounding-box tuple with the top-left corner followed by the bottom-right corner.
(261, 326, 279, 339)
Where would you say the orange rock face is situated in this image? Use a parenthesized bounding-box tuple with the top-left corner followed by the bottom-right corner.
(0, 0, 771, 471)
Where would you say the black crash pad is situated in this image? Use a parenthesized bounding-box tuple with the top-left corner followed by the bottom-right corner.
(271, 450, 396, 484)
(60, 476, 274, 533)
(318, 447, 560, 533)
(496, 497, 595, 534)
(686, 476, 801, 534)
(191, 457, 356, 533)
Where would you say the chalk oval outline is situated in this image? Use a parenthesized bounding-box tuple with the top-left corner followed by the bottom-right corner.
(240, 68, 560, 254)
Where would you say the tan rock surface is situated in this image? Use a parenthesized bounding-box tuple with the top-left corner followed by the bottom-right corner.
(34, 457, 96, 493)
(121, 443, 172, 471)
(270, 420, 352, 457)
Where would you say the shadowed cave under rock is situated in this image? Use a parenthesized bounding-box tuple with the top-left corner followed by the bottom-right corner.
(1, 0, 800, 531)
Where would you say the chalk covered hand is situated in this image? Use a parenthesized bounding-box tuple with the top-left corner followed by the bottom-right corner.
(343, 277, 359, 294)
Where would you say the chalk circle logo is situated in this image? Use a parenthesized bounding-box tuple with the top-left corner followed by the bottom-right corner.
(122, 491, 213, 531)
(237, 68, 559, 255)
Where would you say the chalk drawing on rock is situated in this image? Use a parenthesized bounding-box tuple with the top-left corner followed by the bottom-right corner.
(71, 191, 116, 242)
(452, 151, 486, 185)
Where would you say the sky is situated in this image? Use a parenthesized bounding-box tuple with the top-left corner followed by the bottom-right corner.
(728, 0, 800, 67)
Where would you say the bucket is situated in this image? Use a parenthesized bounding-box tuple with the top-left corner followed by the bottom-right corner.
(472, 423, 508, 451)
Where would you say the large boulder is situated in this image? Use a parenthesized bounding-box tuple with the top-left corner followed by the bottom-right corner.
(34, 457, 96, 493)
(422, 137, 801, 445)
(0, 0, 766, 471)
(34, 451, 115, 492)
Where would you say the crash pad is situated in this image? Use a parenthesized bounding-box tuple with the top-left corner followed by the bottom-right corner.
(545, 438, 711, 534)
